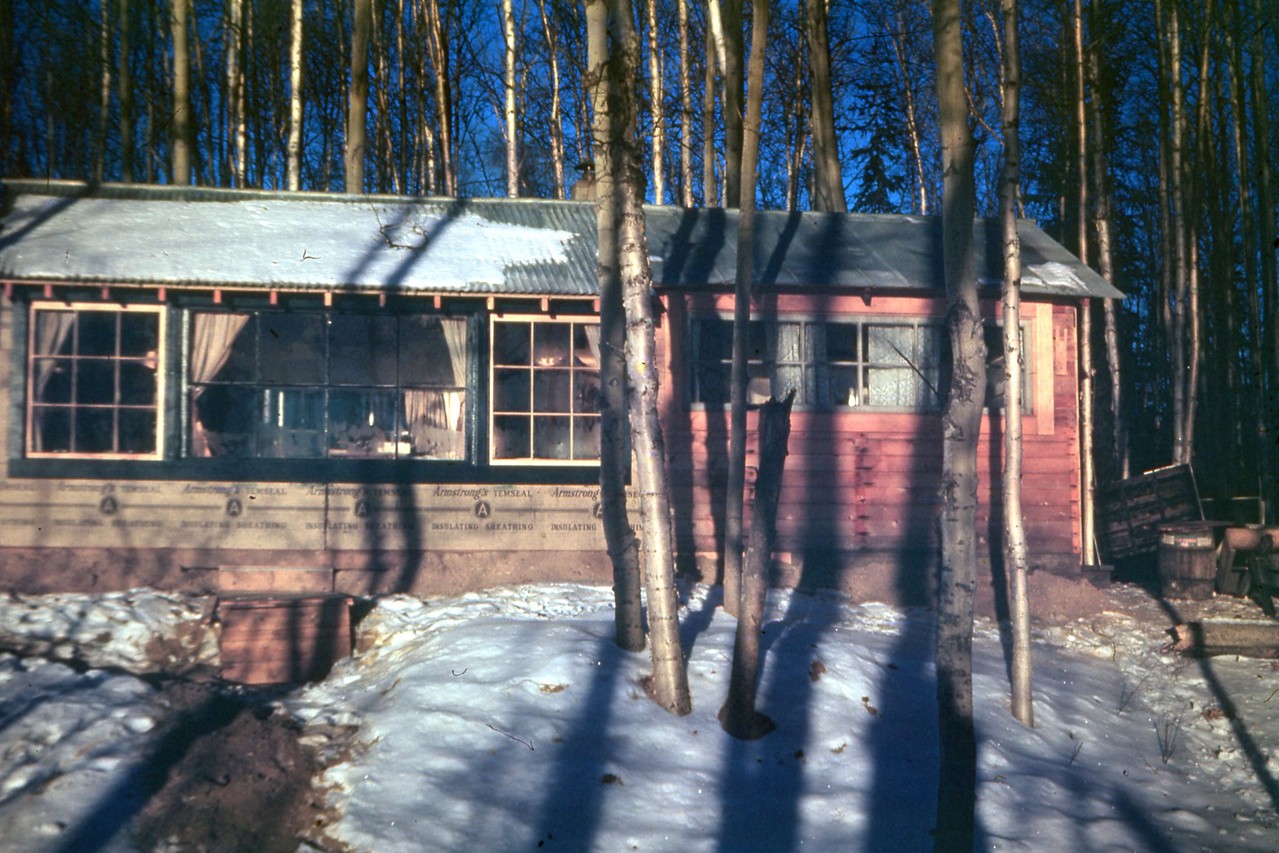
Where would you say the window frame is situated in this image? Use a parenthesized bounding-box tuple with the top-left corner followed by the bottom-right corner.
(488, 314, 602, 467)
(25, 301, 167, 461)
(980, 320, 1036, 415)
(185, 307, 470, 462)
(11, 295, 603, 485)
(688, 313, 947, 413)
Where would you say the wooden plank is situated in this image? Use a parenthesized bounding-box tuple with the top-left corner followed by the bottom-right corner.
(218, 565, 334, 593)
(217, 630, 346, 655)
(1097, 465, 1202, 559)
(1166, 621, 1279, 658)
(669, 449, 1077, 476)
(671, 480, 1080, 509)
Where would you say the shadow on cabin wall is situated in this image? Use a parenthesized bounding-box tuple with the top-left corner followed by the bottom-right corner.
(0, 547, 615, 598)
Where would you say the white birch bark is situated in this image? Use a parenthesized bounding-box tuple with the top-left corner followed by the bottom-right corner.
(345, 0, 372, 193)
(170, 0, 192, 184)
(97, 0, 111, 183)
(1072, 0, 1096, 566)
(1000, 0, 1032, 728)
(586, 0, 645, 651)
(539, 0, 566, 198)
(807, 0, 844, 212)
(646, 0, 664, 204)
(287, 0, 304, 191)
(118, 0, 134, 182)
(933, 0, 983, 844)
(677, 0, 694, 207)
(612, 0, 691, 715)
(503, 0, 519, 197)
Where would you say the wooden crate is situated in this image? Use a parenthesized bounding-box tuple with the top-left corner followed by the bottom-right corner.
(1098, 465, 1203, 560)
(217, 594, 352, 685)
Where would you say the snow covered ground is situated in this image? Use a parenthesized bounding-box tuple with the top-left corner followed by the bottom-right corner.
(0, 582, 1276, 852)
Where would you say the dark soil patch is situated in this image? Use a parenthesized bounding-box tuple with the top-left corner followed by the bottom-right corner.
(129, 681, 329, 853)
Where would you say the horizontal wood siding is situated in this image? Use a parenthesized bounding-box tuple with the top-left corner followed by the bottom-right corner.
(659, 294, 1082, 567)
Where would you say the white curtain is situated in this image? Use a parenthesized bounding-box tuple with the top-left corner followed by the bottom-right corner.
(191, 313, 249, 383)
(404, 389, 440, 428)
(583, 324, 601, 366)
(32, 310, 74, 397)
(30, 309, 75, 451)
(190, 313, 249, 456)
(770, 321, 802, 400)
(440, 317, 466, 432)
(403, 317, 467, 458)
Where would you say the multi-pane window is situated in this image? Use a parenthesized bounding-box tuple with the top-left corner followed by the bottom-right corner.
(189, 311, 466, 459)
(691, 317, 944, 411)
(27, 303, 164, 458)
(982, 323, 1033, 412)
(490, 317, 601, 463)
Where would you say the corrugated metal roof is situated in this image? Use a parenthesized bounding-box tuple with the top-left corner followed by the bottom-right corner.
(0, 180, 1122, 300)
(645, 207, 1123, 298)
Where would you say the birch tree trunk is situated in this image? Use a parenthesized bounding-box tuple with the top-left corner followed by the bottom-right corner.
(540, 0, 566, 198)
(423, 0, 456, 196)
(346, 0, 372, 193)
(807, 0, 844, 212)
(999, 0, 1033, 728)
(227, 0, 248, 186)
(702, 21, 719, 206)
(786, 21, 805, 211)
(892, 10, 927, 214)
(188, 12, 211, 183)
(1163, 0, 1190, 465)
(1072, 0, 1096, 565)
(646, 0, 664, 204)
(371, 14, 399, 191)
(612, 0, 691, 715)
(1088, 0, 1124, 477)
(724, 0, 771, 616)
(392, 1, 412, 191)
(118, 0, 134, 182)
(727, 0, 746, 209)
(97, 0, 111, 183)
(717, 0, 745, 208)
(721, 3, 775, 724)
(503, 0, 519, 197)
(170, 0, 193, 184)
(719, 392, 790, 741)
(932, 0, 984, 844)
(1253, 0, 1276, 521)
(1225, 14, 1263, 501)
(677, 0, 694, 207)
(587, 0, 645, 653)
(1182, 0, 1214, 471)
(1152, 0, 1175, 457)
(286, 0, 304, 191)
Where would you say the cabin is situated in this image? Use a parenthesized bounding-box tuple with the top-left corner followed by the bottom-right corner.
(0, 180, 1121, 605)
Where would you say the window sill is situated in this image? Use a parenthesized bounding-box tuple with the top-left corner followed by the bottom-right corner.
(8, 457, 603, 486)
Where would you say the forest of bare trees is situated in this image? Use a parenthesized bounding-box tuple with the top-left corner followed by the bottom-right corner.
(3, 0, 1278, 534)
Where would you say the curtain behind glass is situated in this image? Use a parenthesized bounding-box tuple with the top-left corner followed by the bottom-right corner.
(190, 313, 250, 456)
(30, 309, 75, 452)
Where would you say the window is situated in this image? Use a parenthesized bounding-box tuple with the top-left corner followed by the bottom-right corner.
(691, 316, 944, 411)
(982, 323, 1033, 412)
(490, 316, 601, 464)
(189, 311, 467, 460)
(26, 303, 165, 459)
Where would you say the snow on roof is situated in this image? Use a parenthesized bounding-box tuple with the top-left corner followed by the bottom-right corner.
(0, 184, 591, 295)
(0, 180, 1123, 300)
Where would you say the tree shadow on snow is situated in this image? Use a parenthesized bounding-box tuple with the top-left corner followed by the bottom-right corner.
(530, 633, 634, 850)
